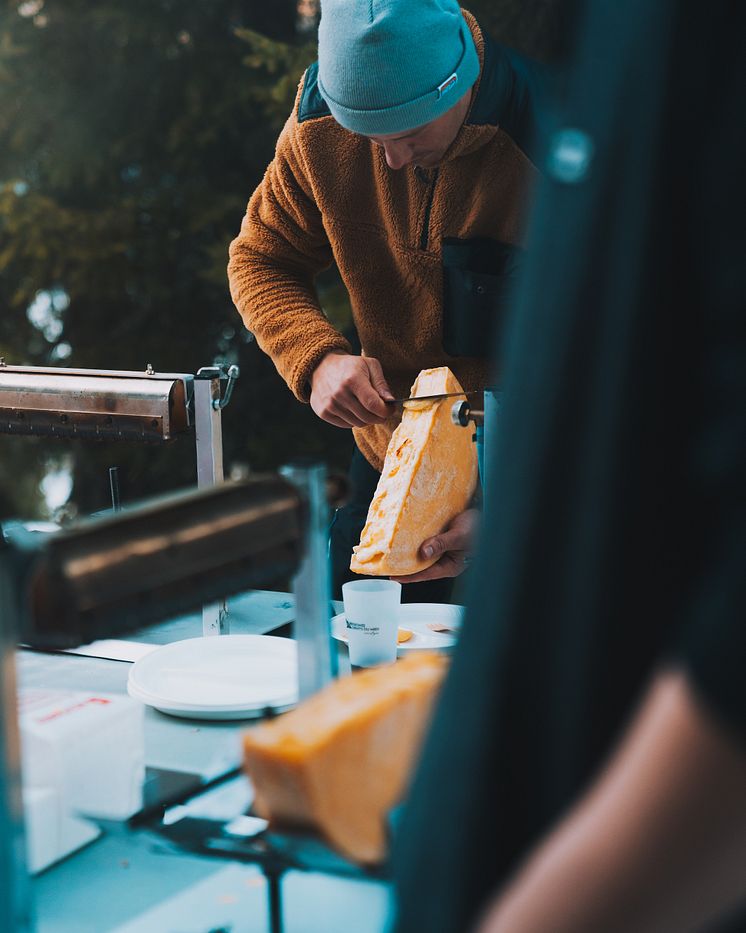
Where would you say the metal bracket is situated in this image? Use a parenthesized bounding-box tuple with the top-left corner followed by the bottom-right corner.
(195, 364, 240, 411)
(212, 364, 240, 410)
(192, 363, 242, 634)
(451, 400, 484, 428)
(194, 369, 228, 636)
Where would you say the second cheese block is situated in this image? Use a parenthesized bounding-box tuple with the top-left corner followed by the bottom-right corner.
(242, 652, 447, 864)
(350, 367, 478, 577)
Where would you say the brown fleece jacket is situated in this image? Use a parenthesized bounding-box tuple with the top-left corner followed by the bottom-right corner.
(228, 11, 539, 471)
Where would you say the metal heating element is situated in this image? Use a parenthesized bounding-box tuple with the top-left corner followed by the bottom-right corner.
(0, 361, 192, 441)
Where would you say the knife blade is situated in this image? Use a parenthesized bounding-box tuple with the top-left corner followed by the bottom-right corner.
(387, 390, 482, 407)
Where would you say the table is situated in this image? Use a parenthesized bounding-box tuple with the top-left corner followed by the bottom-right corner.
(22, 591, 388, 933)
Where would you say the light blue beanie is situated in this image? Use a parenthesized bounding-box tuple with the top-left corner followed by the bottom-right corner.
(317, 0, 480, 136)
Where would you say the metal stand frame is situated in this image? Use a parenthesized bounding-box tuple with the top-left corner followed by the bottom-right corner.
(480, 388, 501, 494)
(267, 870, 284, 933)
(453, 387, 502, 504)
(194, 370, 229, 635)
(0, 357, 343, 932)
(281, 463, 338, 701)
(0, 462, 339, 932)
(0, 557, 34, 932)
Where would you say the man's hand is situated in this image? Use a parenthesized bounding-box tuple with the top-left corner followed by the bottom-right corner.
(310, 351, 394, 428)
(391, 508, 479, 584)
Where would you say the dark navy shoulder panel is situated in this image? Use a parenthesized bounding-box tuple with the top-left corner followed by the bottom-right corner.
(468, 26, 553, 164)
(298, 61, 331, 123)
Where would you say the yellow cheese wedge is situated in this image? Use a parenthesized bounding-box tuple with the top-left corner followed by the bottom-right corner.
(242, 653, 447, 864)
(350, 367, 478, 577)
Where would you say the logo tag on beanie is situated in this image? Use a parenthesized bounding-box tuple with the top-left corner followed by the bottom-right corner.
(437, 73, 458, 99)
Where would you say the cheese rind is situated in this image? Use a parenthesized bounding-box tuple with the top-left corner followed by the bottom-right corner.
(242, 653, 447, 864)
(350, 367, 478, 576)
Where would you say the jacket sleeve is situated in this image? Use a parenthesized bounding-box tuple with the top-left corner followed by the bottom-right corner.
(227, 107, 351, 402)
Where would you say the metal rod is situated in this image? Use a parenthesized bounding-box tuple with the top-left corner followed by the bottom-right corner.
(194, 374, 228, 636)
(109, 467, 121, 512)
(267, 869, 285, 933)
(483, 389, 502, 499)
(194, 375, 224, 489)
(0, 554, 34, 932)
(281, 462, 337, 701)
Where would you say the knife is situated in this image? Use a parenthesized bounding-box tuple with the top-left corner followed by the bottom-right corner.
(386, 390, 482, 407)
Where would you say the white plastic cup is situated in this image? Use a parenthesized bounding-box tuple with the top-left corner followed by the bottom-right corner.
(342, 580, 402, 668)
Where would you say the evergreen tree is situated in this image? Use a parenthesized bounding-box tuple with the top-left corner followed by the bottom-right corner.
(0, 0, 351, 519)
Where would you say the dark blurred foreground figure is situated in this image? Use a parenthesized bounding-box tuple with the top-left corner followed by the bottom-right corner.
(393, 1, 746, 931)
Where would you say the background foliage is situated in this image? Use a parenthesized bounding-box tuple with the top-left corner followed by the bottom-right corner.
(0, 0, 570, 521)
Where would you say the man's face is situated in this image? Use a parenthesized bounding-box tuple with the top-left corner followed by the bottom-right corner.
(365, 90, 472, 170)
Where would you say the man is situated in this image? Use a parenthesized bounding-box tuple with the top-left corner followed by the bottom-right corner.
(228, 0, 545, 599)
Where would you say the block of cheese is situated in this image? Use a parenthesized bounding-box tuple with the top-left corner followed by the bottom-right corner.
(242, 652, 447, 864)
(350, 367, 478, 577)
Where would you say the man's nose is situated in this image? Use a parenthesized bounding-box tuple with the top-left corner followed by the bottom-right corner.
(383, 141, 413, 170)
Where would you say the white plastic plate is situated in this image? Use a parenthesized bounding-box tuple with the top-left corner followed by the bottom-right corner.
(331, 603, 464, 656)
(127, 635, 298, 720)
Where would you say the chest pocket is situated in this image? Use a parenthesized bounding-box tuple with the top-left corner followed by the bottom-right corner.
(441, 237, 523, 359)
